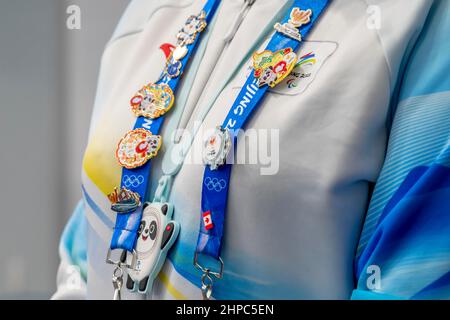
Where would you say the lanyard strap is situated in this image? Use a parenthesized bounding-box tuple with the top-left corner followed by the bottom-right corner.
(109, 0, 222, 256)
(195, 0, 331, 268)
(152, 0, 295, 204)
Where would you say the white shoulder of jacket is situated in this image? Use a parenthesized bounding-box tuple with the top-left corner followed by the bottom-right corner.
(108, 0, 434, 77)
(108, 0, 195, 47)
(363, 0, 434, 87)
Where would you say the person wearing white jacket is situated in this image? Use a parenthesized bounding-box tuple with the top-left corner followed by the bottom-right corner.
(53, 0, 450, 300)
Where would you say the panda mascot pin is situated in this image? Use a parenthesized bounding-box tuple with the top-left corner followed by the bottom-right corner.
(126, 202, 180, 294)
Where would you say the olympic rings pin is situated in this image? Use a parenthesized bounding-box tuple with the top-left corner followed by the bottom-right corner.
(130, 83, 175, 119)
(116, 128, 162, 169)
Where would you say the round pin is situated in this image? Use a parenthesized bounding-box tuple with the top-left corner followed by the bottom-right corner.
(166, 58, 183, 79)
(116, 128, 162, 169)
(203, 126, 232, 170)
(172, 46, 188, 61)
(130, 83, 175, 119)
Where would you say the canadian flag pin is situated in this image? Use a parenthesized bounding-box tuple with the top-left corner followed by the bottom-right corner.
(202, 211, 214, 230)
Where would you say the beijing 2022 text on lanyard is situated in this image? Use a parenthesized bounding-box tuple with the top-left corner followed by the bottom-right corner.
(195, 0, 331, 299)
(105, 0, 221, 300)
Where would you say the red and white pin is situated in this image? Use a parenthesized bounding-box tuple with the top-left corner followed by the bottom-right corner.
(116, 128, 162, 169)
(202, 211, 214, 231)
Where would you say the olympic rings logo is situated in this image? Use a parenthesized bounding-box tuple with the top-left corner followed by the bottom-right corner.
(123, 175, 145, 188)
(204, 177, 227, 192)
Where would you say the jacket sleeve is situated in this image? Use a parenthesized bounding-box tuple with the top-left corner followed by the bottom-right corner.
(353, 0, 450, 300)
(51, 200, 88, 300)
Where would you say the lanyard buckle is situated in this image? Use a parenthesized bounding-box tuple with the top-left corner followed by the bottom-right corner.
(194, 252, 224, 300)
(194, 252, 224, 279)
(106, 248, 138, 270)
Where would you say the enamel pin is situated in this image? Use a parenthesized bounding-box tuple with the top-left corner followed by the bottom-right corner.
(202, 211, 214, 230)
(126, 202, 180, 294)
(130, 83, 175, 119)
(177, 10, 207, 45)
(116, 128, 162, 169)
(159, 43, 175, 59)
(172, 45, 188, 61)
(162, 10, 207, 80)
(165, 56, 183, 79)
(108, 187, 141, 214)
(274, 7, 312, 42)
(253, 48, 298, 87)
(203, 126, 232, 170)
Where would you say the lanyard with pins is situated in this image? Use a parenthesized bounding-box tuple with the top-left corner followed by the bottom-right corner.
(106, 0, 222, 299)
(195, 0, 331, 300)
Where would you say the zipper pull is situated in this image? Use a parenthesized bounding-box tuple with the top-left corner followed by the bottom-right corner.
(223, 0, 256, 43)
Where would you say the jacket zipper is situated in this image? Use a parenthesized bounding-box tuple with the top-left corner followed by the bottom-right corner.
(174, 0, 257, 143)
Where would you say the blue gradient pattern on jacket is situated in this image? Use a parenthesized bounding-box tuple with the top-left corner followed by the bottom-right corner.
(59, 0, 450, 300)
(354, 0, 450, 300)
(59, 200, 88, 281)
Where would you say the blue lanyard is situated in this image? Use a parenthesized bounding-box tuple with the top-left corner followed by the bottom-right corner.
(195, 0, 331, 280)
(108, 0, 221, 264)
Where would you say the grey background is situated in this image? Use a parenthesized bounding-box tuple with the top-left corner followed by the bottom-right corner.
(0, 0, 129, 299)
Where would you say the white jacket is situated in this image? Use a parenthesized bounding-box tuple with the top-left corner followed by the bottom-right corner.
(54, 0, 434, 299)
